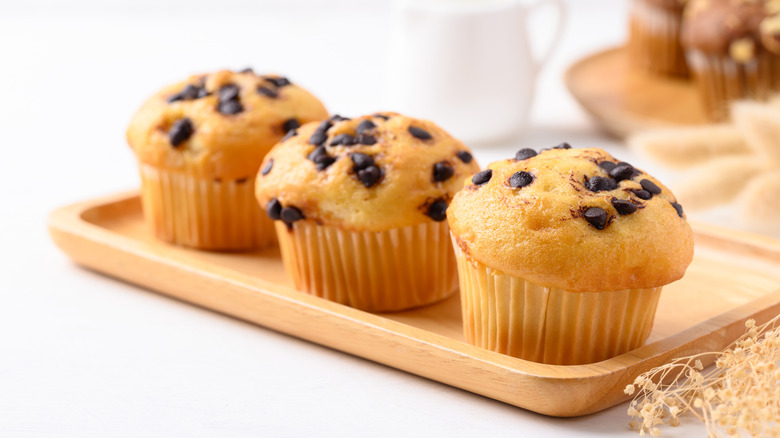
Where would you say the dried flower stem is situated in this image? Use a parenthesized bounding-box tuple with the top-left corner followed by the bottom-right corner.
(625, 314, 780, 437)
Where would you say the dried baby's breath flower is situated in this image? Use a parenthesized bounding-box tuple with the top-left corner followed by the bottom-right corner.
(627, 315, 780, 436)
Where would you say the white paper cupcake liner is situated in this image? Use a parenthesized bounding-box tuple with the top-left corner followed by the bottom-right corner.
(686, 49, 780, 121)
(139, 164, 274, 250)
(452, 240, 662, 365)
(275, 220, 458, 312)
(629, 0, 688, 76)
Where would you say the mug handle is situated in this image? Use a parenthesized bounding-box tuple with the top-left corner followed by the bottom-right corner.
(524, 0, 566, 79)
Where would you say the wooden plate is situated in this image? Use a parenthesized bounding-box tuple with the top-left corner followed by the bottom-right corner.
(48, 192, 780, 417)
(565, 46, 709, 139)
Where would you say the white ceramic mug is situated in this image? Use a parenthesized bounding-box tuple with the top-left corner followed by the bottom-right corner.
(385, 0, 566, 145)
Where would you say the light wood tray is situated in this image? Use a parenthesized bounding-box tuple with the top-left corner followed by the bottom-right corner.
(48, 192, 780, 417)
(565, 46, 709, 139)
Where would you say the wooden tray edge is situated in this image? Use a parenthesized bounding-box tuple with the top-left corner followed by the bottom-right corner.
(564, 46, 697, 139)
(47, 192, 780, 417)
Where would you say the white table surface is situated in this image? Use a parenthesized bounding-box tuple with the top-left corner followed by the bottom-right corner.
(1, 0, 766, 436)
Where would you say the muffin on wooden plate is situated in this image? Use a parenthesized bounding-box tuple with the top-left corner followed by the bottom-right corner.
(447, 145, 694, 365)
(254, 112, 480, 312)
(126, 69, 328, 250)
(682, 0, 780, 120)
(629, 0, 690, 76)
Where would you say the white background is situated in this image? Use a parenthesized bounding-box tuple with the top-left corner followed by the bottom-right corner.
(0, 0, 753, 436)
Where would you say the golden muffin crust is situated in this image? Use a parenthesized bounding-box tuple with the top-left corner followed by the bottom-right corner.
(447, 146, 694, 292)
(682, 0, 780, 57)
(126, 69, 329, 180)
(254, 113, 481, 232)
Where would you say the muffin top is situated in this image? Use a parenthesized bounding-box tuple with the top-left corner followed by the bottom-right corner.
(254, 113, 481, 232)
(682, 0, 780, 58)
(126, 69, 328, 180)
(447, 146, 694, 292)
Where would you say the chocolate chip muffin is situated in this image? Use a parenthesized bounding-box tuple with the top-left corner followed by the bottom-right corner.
(629, 0, 690, 76)
(447, 145, 694, 365)
(126, 69, 328, 250)
(254, 112, 481, 312)
(682, 0, 780, 120)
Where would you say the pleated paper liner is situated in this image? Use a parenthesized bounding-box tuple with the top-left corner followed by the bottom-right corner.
(628, 0, 688, 76)
(686, 49, 780, 121)
(139, 164, 275, 250)
(452, 242, 662, 365)
(275, 219, 458, 312)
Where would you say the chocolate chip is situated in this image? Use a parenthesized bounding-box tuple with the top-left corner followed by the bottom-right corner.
(280, 206, 304, 223)
(408, 126, 432, 141)
(282, 129, 297, 142)
(167, 84, 207, 103)
(515, 148, 537, 160)
(357, 165, 382, 188)
(356, 133, 377, 145)
(266, 198, 282, 220)
(307, 146, 327, 161)
(313, 154, 336, 170)
(598, 161, 617, 172)
(373, 114, 390, 120)
(509, 171, 534, 188)
(182, 85, 202, 99)
(356, 120, 376, 134)
(610, 164, 635, 182)
(265, 76, 291, 88)
(350, 153, 374, 171)
(552, 142, 571, 150)
(585, 175, 618, 192)
(472, 169, 492, 186)
(219, 84, 240, 102)
(239, 67, 254, 74)
(640, 179, 662, 195)
(329, 114, 350, 123)
(670, 201, 684, 218)
(426, 199, 448, 222)
(309, 120, 333, 145)
(282, 119, 300, 133)
(309, 130, 328, 145)
(178, 85, 201, 99)
(330, 133, 357, 147)
(218, 100, 243, 115)
(257, 86, 278, 98)
(584, 207, 608, 230)
(456, 150, 473, 163)
(433, 161, 454, 182)
(633, 189, 652, 200)
(236, 177, 248, 184)
(169, 118, 194, 147)
(261, 158, 274, 176)
(611, 198, 638, 215)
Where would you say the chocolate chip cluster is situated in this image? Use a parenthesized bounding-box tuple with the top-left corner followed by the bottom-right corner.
(469, 144, 685, 231)
(163, 69, 295, 148)
(295, 115, 390, 186)
(266, 198, 304, 228)
(272, 113, 439, 192)
(261, 114, 475, 226)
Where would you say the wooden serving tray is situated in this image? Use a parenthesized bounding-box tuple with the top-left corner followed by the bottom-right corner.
(48, 191, 780, 417)
(565, 46, 709, 139)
